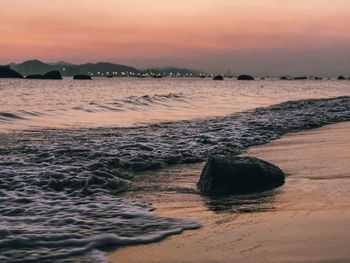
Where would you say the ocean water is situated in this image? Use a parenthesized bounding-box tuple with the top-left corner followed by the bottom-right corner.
(1, 78, 350, 130)
(0, 78, 350, 262)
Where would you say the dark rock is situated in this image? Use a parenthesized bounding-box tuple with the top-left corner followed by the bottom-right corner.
(43, 71, 62, 80)
(280, 76, 291, 80)
(237, 75, 254, 80)
(153, 75, 163, 78)
(25, 71, 62, 79)
(337, 76, 346, 80)
(0, 66, 23, 78)
(197, 155, 285, 194)
(293, 76, 308, 80)
(213, 75, 224, 80)
(26, 74, 44, 79)
(73, 74, 92, 80)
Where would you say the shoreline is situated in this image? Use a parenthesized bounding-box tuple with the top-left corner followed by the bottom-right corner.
(109, 121, 350, 263)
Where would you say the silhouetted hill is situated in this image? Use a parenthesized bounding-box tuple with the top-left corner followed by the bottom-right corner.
(49, 61, 74, 66)
(0, 66, 23, 78)
(10, 60, 141, 77)
(9, 60, 204, 77)
(12, 60, 56, 75)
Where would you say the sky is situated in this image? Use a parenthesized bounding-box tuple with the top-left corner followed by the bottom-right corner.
(1, 0, 350, 75)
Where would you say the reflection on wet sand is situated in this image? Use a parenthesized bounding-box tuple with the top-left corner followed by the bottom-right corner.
(202, 190, 278, 214)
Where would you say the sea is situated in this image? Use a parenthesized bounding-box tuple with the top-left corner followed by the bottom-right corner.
(0, 78, 349, 262)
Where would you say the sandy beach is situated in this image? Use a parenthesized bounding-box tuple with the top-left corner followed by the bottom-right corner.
(109, 121, 350, 263)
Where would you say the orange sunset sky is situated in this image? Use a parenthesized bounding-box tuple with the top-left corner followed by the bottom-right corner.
(1, 0, 350, 75)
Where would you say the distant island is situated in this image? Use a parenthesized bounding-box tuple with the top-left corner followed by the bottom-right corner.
(7, 60, 206, 78)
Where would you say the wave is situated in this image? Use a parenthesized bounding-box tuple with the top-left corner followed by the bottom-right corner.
(0, 96, 350, 261)
(75, 92, 187, 113)
(0, 93, 187, 124)
(0, 111, 45, 122)
(0, 112, 25, 120)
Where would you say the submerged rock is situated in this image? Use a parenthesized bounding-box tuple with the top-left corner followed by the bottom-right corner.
(237, 75, 254, 80)
(213, 75, 224, 80)
(0, 66, 23, 78)
(197, 155, 285, 194)
(73, 74, 92, 80)
(43, 71, 62, 80)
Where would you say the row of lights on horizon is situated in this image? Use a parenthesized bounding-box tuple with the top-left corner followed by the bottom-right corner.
(61, 68, 350, 79)
(62, 68, 214, 77)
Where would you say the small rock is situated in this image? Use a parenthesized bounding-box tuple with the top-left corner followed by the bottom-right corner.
(26, 74, 44, 79)
(280, 76, 290, 80)
(73, 74, 92, 80)
(237, 75, 254, 80)
(213, 75, 224, 80)
(43, 71, 62, 80)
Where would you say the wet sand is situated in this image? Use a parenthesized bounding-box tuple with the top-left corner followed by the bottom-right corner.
(109, 122, 350, 263)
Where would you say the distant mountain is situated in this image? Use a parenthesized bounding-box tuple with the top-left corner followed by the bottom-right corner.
(11, 60, 56, 75)
(49, 61, 74, 66)
(10, 60, 141, 77)
(9, 60, 204, 77)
